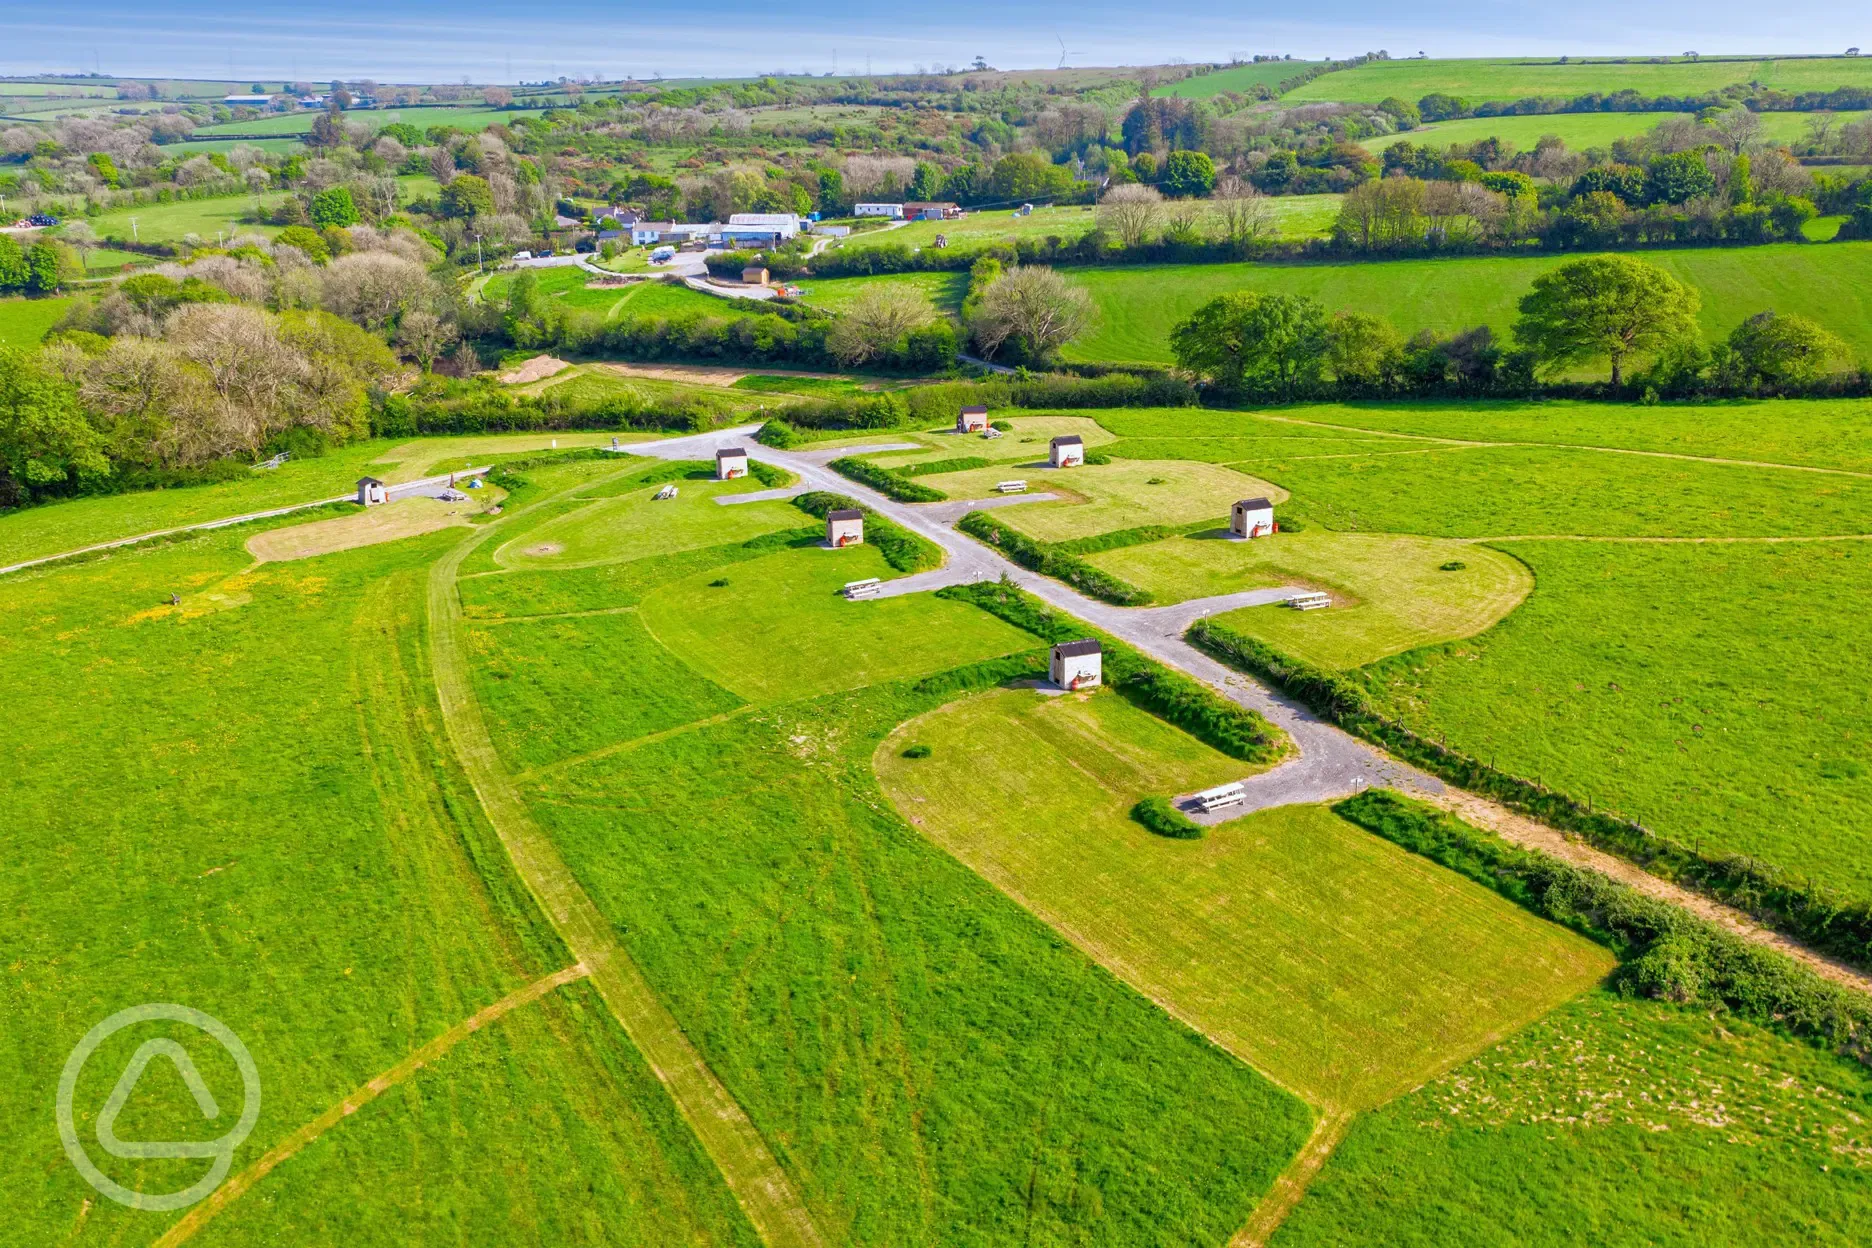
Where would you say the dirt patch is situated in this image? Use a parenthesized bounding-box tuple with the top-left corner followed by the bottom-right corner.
(596, 361, 752, 386)
(246, 498, 473, 562)
(499, 354, 572, 385)
(523, 542, 564, 557)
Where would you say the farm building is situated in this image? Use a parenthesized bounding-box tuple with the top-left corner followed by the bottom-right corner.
(1050, 639, 1102, 690)
(853, 203, 905, 218)
(725, 212, 802, 240)
(904, 201, 962, 220)
(1049, 435, 1085, 468)
(741, 266, 770, 285)
(716, 448, 749, 480)
(1231, 497, 1276, 538)
(827, 508, 865, 547)
(356, 477, 387, 506)
(630, 221, 715, 246)
(957, 405, 990, 433)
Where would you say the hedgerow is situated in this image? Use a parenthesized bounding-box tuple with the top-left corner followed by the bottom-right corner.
(1051, 517, 1224, 557)
(1132, 796, 1203, 839)
(900, 455, 994, 477)
(1188, 616, 1872, 973)
(956, 512, 1153, 606)
(938, 579, 1285, 764)
(790, 490, 941, 573)
(1334, 789, 1872, 1067)
(828, 457, 947, 502)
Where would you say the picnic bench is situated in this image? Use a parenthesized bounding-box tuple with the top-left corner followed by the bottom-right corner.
(1194, 781, 1247, 812)
(843, 578, 882, 600)
(1286, 591, 1330, 611)
(994, 480, 1028, 494)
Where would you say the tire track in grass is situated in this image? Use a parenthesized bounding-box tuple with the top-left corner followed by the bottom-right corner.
(153, 964, 591, 1248)
(428, 499, 825, 1248)
(1228, 1111, 1354, 1248)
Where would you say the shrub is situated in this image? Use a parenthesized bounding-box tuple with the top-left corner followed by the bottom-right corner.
(902, 743, 933, 759)
(756, 418, 801, 448)
(829, 456, 946, 502)
(957, 511, 1152, 605)
(1439, 560, 1467, 571)
(1132, 795, 1203, 839)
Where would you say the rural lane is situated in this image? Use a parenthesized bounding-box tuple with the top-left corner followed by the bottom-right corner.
(630, 425, 1872, 997)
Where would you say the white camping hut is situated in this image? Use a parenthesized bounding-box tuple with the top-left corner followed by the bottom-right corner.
(716, 447, 749, 480)
(827, 508, 865, 547)
(1049, 435, 1085, 468)
(1231, 497, 1276, 538)
(356, 477, 387, 506)
(957, 405, 990, 433)
(1050, 639, 1102, 690)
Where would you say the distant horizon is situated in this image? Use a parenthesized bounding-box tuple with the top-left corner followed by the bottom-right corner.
(1, 2, 1865, 84)
(4, 48, 1870, 90)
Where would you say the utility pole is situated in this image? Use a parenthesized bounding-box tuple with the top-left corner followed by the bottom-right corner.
(129, 215, 138, 242)
(473, 232, 483, 271)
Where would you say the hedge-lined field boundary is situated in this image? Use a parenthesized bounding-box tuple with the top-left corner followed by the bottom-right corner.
(1189, 616, 1872, 974)
(956, 512, 1153, 606)
(1335, 789, 1871, 1066)
(790, 490, 942, 573)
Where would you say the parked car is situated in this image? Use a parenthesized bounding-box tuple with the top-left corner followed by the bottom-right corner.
(574, 239, 596, 253)
(650, 246, 676, 263)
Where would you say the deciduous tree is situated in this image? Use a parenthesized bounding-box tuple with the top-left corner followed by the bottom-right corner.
(967, 266, 1096, 363)
(1169, 291, 1329, 397)
(1513, 255, 1701, 387)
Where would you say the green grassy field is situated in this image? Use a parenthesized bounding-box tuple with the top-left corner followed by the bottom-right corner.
(456, 500, 1316, 1243)
(1275, 990, 1872, 1245)
(1251, 398, 1872, 474)
(1060, 243, 1872, 367)
(826, 195, 1345, 256)
(1156, 61, 1324, 99)
(1250, 443, 1872, 539)
(1362, 538, 1872, 897)
(638, 544, 1033, 703)
(1284, 55, 1872, 104)
(191, 105, 530, 138)
(1088, 531, 1532, 667)
(877, 688, 1612, 1110)
(0, 524, 759, 1245)
(0, 433, 635, 570)
(920, 458, 1285, 542)
(493, 474, 803, 569)
(483, 269, 755, 322)
(0, 294, 74, 347)
(82, 175, 435, 246)
(1367, 109, 1854, 153)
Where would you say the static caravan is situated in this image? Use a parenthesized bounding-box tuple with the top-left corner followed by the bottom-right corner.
(827, 508, 865, 547)
(957, 405, 990, 433)
(1049, 435, 1085, 468)
(1231, 497, 1276, 538)
(1050, 639, 1102, 690)
(853, 203, 905, 219)
(716, 447, 749, 480)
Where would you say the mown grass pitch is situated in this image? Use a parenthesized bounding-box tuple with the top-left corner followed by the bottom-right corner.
(1275, 991, 1872, 1246)
(876, 687, 1613, 1110)
(920, 458, 1286, 542)
(637, 545, 1033, 703)
(494, 476, 803, 569)
(0, 527, 757, 1244)
(0, 294, 76, 347)
(1087, 530, 1531, 668)
(1059, 243, 1872, 367)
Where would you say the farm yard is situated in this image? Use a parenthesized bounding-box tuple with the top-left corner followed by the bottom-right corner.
(10, 32, 1872, 1248)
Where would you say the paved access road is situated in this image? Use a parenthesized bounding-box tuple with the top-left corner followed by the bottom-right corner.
(644, 426, 1872, 995)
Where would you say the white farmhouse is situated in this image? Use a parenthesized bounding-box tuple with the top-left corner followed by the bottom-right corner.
(716, 447, 749, 480)
(1049, 435, 1085, 468)
(1050, 639, 1102, 690)
(827, 508, 865, 547)
(1231, 497, 1276, 538)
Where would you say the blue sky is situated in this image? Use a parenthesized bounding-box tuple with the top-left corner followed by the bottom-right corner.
(0, 2, 1863, 82)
